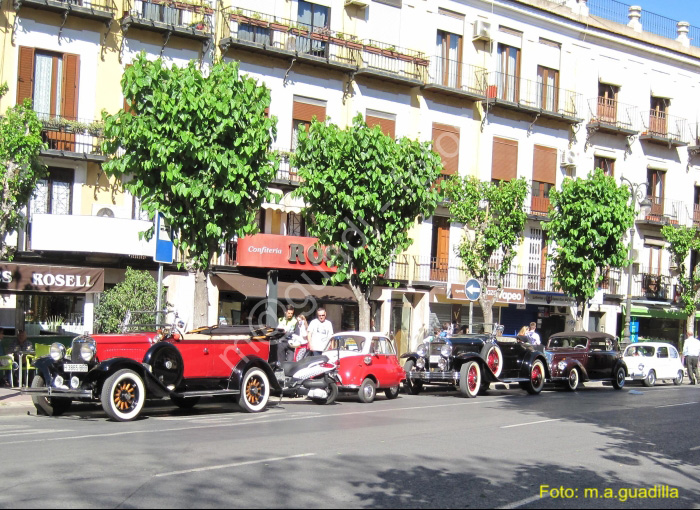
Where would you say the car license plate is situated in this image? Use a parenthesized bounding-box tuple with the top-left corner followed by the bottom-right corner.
(64, 363, 88, 373)
(429, 355, 441, 364)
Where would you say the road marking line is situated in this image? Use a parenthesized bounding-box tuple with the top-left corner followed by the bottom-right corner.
(690, 445, 700, 451)
(155, 453, 315, 477)
(655, 402, 698, 409)
(501, 419, 560, 429)
(498, 494, 548, 509)
(0, 429, 71, 437)
(0, 398, 511, 446)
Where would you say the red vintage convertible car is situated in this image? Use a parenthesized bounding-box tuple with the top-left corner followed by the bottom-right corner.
(24, 312, 285, 421)
(323, 332, 405, 403)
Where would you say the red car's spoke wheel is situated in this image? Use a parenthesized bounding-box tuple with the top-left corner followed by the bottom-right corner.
(524, 360, 545, 395)
(459, 361, 480, 398)
(101, 369, 146, 422)
(238, 367, 270, 413)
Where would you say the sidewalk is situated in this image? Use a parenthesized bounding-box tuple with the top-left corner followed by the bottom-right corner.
(0, 386, 36, 416)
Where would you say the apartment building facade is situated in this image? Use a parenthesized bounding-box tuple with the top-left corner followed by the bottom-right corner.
(1, 0, 698, 352)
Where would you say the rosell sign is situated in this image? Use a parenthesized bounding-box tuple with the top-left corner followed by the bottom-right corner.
(236, 234, 337, 273)
(449, 284, 525, 304)
(0, 263, 104, 294)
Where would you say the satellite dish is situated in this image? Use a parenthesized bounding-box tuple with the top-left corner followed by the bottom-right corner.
(96, 207, 115, 218)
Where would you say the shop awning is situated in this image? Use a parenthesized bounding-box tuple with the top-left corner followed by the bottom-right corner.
(623, 304, 700, 319)
(212, 273, 357, 302)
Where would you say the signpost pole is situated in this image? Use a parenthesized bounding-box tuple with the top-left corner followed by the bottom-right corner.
(153, 213, 174, 326)
(469, 301, 473, 334)
(156, 264, 163, 325)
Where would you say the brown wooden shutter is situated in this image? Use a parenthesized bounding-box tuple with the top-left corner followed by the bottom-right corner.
(432, 123, 459, 175)
(17, 46, 35, 105)
(367, 115, 395, 139)
(532, 145, 557, 183)
(293, 100, 325, 123)
(491, 136, 518, 181)
(62, 53, 80, 120)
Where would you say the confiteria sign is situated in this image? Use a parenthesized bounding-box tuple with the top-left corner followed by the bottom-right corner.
(237, 234, 337, 273)
(0, 263, 104, 293)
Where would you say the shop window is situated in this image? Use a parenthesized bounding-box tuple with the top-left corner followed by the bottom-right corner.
(31, 167, 73, 215)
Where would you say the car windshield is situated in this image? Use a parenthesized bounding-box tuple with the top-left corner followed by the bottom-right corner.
(120, 310, 173, 333)
(326, 335, 365, 352)
(548, 336, 588, 349)
(624, 345, 655, 357)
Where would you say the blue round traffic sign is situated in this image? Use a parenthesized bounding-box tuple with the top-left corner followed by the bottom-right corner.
(465, 279, 482, 301)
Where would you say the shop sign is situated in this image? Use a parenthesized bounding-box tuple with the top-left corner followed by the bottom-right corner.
(526, 293, 575, 307)
(0, 263, 104, 293)
(236, 234, 337, 273)
(448, 284, 525, 304)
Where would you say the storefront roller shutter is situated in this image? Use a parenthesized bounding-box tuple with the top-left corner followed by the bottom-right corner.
(499, 304, 535, 336)
(492, 137, 518, 181)
(533, 145, 557, 183)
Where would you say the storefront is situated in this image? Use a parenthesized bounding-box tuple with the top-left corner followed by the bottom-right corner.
(623, 304, 700, 350)
(0, 262, 104, 334)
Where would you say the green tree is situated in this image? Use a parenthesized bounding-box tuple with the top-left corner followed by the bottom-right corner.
(291, 114, 442, 331)
(661, 224, 700, 335)
(94, 267, 165, 333)
(443, 176, 529, 329)
(101, 55, 278, 327)
(0, 82, 47, 259)
(543, 169, 635, 329)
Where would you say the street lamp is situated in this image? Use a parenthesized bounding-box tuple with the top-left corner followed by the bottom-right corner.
(620, 177, 652, 345)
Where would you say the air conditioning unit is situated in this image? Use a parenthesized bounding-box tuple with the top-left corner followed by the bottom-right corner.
(473, 19, 492, 42)
(92, 204, 121, 218)
(560, 149, 578, 167)
(345, 0, 369, 8)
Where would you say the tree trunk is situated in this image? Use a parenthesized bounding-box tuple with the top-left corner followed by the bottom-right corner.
(349, 275, 372, 331)
(193, 268, 209, 329)
(686, 314, 694, 337)
(574, 298, 586, 331)
(479, 294, 495, 333)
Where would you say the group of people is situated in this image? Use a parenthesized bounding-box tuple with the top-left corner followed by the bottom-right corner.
(517, 322, 541, 345)
(0, 329, 32, 387)
(275, 305, 335, 364)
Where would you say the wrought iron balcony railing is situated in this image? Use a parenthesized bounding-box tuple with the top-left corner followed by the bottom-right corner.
(426, 57, 487, 97)
(642, 196, 691, 226)
(640, 110, 688, 146)
(123, 0, 214, 35)
(587, 97, 640, 133)
(37, 113, 105, 160)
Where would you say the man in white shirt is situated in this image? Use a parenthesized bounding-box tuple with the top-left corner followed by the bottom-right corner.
(527, 322, 541, 346)
(682, 330, 700, 385)
(307, 308, 334, 355)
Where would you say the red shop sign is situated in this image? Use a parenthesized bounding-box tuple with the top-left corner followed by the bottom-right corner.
(236, 234, 337, 273)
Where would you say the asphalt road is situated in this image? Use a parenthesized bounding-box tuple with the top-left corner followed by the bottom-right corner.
(1, 382, 699, 509)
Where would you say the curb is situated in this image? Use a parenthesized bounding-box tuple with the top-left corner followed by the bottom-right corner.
(0, 400, 36, 417)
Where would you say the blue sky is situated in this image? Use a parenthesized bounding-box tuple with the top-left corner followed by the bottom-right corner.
(634, 0, 700, 28)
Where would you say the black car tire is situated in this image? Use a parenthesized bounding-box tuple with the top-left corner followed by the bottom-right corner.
(403, 360, 423, 395)
(459, 361, 480, 398)
(312, 381, 338, 405)
(566, 368, 579, 391)
(384, 385, 400, 400)
(170, 395, 200, 409)
(612, 366, 626, 390)
(481, 344, 503, 378)
(358, 378, 377, 404)
(238, 367, 270, 413)
(673, 370, 684, 385)
(31, 375, 72, 416)
(524, 359, 546, 395)
(101, 369, 146, 422)
(642, 369, 656, 388)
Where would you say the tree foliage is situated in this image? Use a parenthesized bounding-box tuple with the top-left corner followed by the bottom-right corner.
(291, 114, 442, 329)
(0, 82, 47, 259)
(101, 55, 278, 271)
(94, 267, 165, 333)
(443, 176, 528, 326)
(661, 224, 700, 327)
(543, 169, 635, 327)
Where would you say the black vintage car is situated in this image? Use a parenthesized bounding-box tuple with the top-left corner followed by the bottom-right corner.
(545, 331, 627, 390)
(401, 327, 550, 398)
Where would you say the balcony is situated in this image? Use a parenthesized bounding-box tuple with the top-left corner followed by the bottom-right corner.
(423, 57, 487, 101)
(270, 149, 303, 187)
(38, 114, 106, 162)
(220, 8, 429, 86)
(528, 181, 552, 218)
(121, 0, 213, 42)
(29, 213, 157, 257)
(607, 268, 679, 301)
(483, 72, 584, 124)
(688, 122, 700, 157)
(586, 97, 640, 136)
(693, 204, 700, 227)
(639, 110, 688, 147)
(640, 196, 691, 226)
(15, 0, 117, 24)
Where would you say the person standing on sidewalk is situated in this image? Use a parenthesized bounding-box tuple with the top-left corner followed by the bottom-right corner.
(307, 308, 333, 356)
(682, 330, 700, 385)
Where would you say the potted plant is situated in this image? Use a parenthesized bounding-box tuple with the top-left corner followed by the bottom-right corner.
(270, 19, 290, 32)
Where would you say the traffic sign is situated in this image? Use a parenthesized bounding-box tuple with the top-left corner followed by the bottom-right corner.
(464, 278, 482, 301)
(154, 212, 174, 264)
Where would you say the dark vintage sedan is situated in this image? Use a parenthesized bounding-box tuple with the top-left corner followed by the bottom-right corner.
(545, 331, 627, 390)
(401, 328, 550, 398)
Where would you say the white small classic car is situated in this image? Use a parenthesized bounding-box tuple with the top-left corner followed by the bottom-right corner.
(623, 342, 684, 387)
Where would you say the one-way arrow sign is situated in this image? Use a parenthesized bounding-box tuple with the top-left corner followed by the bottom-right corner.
(464, 278, 482, 301)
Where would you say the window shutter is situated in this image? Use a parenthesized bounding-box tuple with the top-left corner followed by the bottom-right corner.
(532, 145, 557, 183)
(17, 46, 35, 105)
(62, 53, 80, 120)
(367, 115, 396, 139)
(432, 123, 459, 175)
(491, 137, 518, 181)
(293, 100, 326, 123)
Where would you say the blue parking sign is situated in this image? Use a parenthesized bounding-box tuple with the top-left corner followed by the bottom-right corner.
(154, 212, 174, 264)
